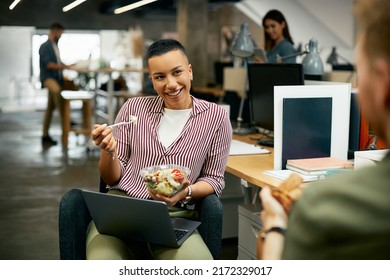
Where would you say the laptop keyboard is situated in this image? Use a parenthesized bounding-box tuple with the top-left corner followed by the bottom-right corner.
(174, 229, 188, 241)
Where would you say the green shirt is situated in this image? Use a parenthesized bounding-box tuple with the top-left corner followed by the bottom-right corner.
(283, 151, 390, 259)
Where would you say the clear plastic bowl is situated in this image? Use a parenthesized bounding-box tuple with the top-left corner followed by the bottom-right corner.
(139, 164, 191, 197)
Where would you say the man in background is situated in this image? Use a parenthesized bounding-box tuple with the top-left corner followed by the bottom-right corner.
(39, 22, 72, 145)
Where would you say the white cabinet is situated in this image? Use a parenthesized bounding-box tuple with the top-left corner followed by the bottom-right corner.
(237, 203, 263, 260)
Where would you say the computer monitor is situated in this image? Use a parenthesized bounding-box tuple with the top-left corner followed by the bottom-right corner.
(247, 63, 304, 134)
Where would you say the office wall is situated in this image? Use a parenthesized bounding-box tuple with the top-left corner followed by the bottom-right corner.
(0, 26, 34, 106)
(0, 1, 359, 103)
(297, 0, 355, 48)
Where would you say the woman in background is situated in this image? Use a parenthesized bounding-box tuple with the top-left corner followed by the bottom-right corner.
(261, 9, 296, 63)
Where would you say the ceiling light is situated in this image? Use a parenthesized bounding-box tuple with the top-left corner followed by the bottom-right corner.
(63, 0, 87, 12)
(9, 0, 21, 10)
(114, 0, 158, 14)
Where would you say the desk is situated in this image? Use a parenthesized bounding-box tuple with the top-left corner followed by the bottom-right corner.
(95, 90, 153, 120)
(192, 86, 225, 97)
(323, 70, 357, 88)
(192, 86, 225, 103)
(220, 134, 281, 239)
(73, 66, 148, 124)
(227, 134, 282, 188)
(61, 90, 95, 149)
(226, 134, 280, 259)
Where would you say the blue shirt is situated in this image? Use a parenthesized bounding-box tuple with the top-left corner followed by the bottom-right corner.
(39, 40, 64, 86)
(266, 39, 296, 63)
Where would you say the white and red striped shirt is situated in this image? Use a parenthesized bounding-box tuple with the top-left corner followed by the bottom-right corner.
(112, 95, 233, 199)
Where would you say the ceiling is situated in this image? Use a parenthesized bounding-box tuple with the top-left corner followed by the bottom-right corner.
(0, 0, 239, 30)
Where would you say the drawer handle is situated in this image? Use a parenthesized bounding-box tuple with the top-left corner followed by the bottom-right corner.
(252, 225, 260, 239)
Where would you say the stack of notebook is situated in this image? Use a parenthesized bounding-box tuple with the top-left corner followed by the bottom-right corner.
(286, 157, 353, 176)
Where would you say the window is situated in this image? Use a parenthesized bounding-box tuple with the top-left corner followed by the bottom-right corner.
(32, 31, 100, 87)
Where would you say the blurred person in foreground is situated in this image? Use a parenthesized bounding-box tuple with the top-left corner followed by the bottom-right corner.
(258, 0, 390, 260)
(90, 39, 232, 259)
(39, 22, 72, 145)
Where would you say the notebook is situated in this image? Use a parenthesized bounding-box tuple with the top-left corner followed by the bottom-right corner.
(229, 139, 269, 155)
(82, 190, 201, 248)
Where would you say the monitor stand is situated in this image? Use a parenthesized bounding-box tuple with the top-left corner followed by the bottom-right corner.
(233, 126, 257, 135)
(233, 121, 257, 135)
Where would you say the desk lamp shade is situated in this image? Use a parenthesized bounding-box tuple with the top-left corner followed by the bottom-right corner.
(302, 38, 324, 76)
(232, 23, 254, 58)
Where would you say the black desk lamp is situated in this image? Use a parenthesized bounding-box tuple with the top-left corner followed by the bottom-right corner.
(326, 46, 355, 84)
(327, 46, 339, 65)
(231, 23, 255, 135)
(326, 46, 355, 71)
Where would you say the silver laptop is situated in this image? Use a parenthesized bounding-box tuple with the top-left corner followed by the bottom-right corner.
(82, 190, 201, 248)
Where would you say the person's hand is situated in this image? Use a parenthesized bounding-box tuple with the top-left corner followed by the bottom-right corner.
(62, 64, 72, 70)
(257, 187, 288, 260)
(91, 124, 117, 154)
(259, 187, 288, 230)
(65, 63, 77, 70)
(253, 56, 265, 63)
(147, 188, 187, 208)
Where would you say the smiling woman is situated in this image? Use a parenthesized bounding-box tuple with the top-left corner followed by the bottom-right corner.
(88, 38, 233, 260)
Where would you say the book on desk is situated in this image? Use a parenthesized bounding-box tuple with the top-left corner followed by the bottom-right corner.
(286, 157, 353, 176)
(264, 157, 353, 183)
(263, 169, 321, 182)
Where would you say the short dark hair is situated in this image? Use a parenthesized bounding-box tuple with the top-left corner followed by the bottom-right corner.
(50, 23, 65, 31)
(145, 39, 187, 63)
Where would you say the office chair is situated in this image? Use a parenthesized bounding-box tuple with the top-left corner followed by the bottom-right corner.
(59, 178, 223, 260)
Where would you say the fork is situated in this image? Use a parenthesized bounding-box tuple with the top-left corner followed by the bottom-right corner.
(107, 115, 138, 128)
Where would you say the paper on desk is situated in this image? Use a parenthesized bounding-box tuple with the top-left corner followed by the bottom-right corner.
(263, 169, 322, 182)
(229, 139, 270, 155)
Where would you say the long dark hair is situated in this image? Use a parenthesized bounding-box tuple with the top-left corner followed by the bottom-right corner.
(262, 9, 294, 50)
